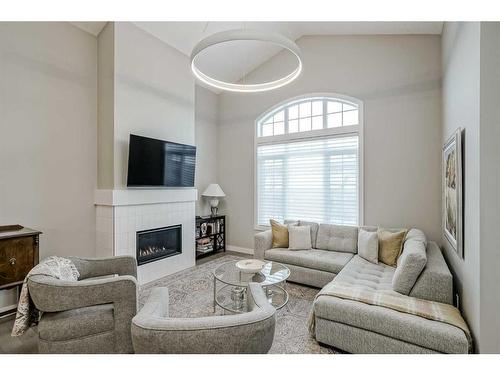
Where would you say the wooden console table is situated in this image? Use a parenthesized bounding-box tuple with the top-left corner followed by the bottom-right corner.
(0, 225, 41, 317)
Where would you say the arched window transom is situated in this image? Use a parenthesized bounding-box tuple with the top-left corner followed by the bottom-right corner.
(258, 97, 359, 137)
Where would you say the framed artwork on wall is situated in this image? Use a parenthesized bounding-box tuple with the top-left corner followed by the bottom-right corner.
(443, 127, 463, 258)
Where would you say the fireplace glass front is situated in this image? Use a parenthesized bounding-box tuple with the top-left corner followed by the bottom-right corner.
(136, 224, 182, 266)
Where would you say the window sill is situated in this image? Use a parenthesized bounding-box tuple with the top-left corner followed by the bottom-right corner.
(254, 225, 270, 232)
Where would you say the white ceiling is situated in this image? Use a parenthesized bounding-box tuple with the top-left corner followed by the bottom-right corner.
(71, 21, 443, 92)
(134, 22, 443, 57)
(71, 21, 107, 36)
(134, 22, 443, 92)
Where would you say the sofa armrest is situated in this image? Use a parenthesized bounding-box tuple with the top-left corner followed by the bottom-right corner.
(28, 274, 137, 313)
(409, 242, 453, 305)
(254, 230, 273, 260)
(69, 256, 137, 279)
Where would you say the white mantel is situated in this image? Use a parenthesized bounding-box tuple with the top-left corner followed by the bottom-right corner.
(94, 188, 197, 284)
(94, 188, 197, 206)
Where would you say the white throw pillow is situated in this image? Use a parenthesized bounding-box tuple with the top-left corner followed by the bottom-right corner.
(358, 229, 378, 264)
(288, 225, 312, 250)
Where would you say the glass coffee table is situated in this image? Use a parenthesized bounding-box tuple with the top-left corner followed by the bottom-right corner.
(213, 260, 290, 314)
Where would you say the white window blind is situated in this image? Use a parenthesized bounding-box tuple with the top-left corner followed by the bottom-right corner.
(257, 135, 359, 226)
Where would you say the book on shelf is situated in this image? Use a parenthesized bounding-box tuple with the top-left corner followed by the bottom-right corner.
(196, 245, 213, 254)
(196, 237, 213, 251)
(196, 238, 211, 245)
(197, 244, 213, 249)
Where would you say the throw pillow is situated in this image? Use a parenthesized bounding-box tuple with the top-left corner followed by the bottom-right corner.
(288, 225, 312, 250)
(392, 228, 428, 295)
(298, 220, 319, 248)
(377, 229, 408, 267)
(270, 219, 289, 248)
(358, 229, 378, 264)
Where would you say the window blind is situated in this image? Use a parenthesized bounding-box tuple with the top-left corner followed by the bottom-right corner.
(257, 135, 359, 226)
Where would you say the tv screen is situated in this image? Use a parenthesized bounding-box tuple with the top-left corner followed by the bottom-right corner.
(127, 134, 196, 187)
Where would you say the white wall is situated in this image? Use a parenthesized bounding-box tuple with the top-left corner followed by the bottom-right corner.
(195, 85, 219, 215)
(97, 22, 115, 189)
(442, 21, 500, 354)
(218, 35, 442, 250)
(0, 23, 97, 309)
(441, 22, 481, 350)
(112, 22, 195, 188)
(0, 22, 97, 258)
(478, 22, 500, 354)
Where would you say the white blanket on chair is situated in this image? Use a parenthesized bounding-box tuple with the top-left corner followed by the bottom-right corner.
(11, 256, 80, 336)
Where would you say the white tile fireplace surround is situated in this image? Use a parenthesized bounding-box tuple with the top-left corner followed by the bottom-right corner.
(95, 189, 197, 284)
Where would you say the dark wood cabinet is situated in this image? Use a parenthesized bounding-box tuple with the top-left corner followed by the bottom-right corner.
(195, 215, 225, 260)
(0, 225, 41, 290)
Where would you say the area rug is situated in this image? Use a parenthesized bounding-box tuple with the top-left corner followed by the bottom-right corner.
(139, 254, 337, 354)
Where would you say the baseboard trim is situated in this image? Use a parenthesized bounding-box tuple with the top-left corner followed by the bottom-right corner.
(227, 245, 254, 255)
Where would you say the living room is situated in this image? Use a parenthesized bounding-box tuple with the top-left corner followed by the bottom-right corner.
(1, 0, 500, 371)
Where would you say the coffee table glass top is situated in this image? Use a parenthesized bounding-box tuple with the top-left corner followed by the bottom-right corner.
(213, 260, 290, 287)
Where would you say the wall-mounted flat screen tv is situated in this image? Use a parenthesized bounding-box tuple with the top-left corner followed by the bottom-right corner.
(127, 134, 196, 188)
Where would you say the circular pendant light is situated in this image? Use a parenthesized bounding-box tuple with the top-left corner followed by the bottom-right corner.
(190, 29, 302, 93)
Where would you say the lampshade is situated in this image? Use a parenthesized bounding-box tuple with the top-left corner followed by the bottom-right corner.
(202, 184, 226, 197)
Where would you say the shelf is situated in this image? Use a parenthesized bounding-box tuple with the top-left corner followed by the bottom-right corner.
(214, 284, 289, 313)
(195, 215, 225, 260)
(196, 233, 222, 240)
(196, 248, 224, 260)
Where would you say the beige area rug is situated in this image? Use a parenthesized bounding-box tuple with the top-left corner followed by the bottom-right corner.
(139, 254, 338, 354)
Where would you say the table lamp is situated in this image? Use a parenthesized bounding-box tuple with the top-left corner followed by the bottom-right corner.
(202, 184, 226, 216)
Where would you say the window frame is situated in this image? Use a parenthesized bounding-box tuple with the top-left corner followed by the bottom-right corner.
(254, 93, 364, 231)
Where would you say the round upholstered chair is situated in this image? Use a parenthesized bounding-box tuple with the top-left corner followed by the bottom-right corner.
(131, 282, 276, 354)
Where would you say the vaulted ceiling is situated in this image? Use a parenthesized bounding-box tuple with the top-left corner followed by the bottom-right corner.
(71, 21, 443, 92)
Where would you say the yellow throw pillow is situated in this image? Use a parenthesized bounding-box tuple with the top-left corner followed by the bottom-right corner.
(377, 229, 408, 267)
(270, 219, 289, 248)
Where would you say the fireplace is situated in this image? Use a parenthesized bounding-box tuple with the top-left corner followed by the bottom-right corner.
(136, 224, 182, 266)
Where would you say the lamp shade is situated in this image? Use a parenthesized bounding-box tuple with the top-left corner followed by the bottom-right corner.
(202, 184, 226, 197)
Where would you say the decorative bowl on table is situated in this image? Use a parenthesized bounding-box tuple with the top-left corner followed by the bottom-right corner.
(235, 259, 265, 274)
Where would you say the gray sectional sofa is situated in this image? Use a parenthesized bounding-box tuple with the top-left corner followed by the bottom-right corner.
(254, 221, 470, 354)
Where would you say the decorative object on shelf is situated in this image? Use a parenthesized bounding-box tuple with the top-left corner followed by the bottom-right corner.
(0, 225, 41, 318)
(443, 128, 463, 258)
(236, 259, 265, 274)
(200, 222, 208, 236)
(230, 286, 246, 311)
(202, 183, 226, 217)
(195, 215, 226, 260)
(190, 28, 302, 93)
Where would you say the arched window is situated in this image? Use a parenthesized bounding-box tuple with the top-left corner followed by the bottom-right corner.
(255, 94, 363, 228)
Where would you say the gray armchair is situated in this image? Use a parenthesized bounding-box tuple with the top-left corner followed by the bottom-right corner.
(131, 283, 276, 354)
(27, 256, 137, 354)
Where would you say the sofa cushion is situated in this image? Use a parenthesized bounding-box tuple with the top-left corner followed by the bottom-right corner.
(332, 255, 395, 292)
(39, 303, 114, 341)
(357, 229, 378, 264)
(378, 229, 408, 266)
(316, 224, 358, 253)
(314, 293, 469, 353)
(298, 220, 319, 248)
(392, 229, 428, 295)
(288, 225, 312, 250)
(265, 248, 353, 274)
(270, 219, 290, 248)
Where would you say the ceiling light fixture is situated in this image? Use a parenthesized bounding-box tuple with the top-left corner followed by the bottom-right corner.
(190, 29, 302, 93)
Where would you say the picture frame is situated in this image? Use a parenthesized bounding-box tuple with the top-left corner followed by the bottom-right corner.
(443, 128, 463, 258)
